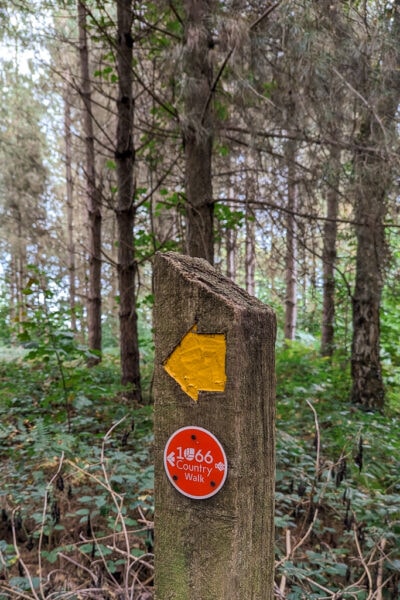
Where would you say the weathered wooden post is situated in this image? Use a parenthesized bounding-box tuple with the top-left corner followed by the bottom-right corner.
(153, 252, 276, 600)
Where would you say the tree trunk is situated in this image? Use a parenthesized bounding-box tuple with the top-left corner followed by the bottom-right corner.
(284, 140, 298, 341)
(64, 90, 77, 332)
(351, 196, 386, 410)
(245, 211, 256, 295)
(110, 215, 119, 342)
(16, 211, 27, 334)
(183, 0, 214, 264)
(321, 144, 340, 357)
(77, 0, 102, 363)
(8, 260, 17, 341)
(226, 165, 237, 281)
(351, 117, 387, 411)
(350, 1, 400, 410)
(115, 0, 142, 400)
(226, 224, 236, 281)
(245, 176, 256, 295)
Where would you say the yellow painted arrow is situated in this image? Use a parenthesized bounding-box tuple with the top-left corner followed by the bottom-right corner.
(164, 325, 226, 401)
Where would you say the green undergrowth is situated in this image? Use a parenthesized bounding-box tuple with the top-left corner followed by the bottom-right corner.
(275, 341, 400, 598)
(0, 350, 154, 598)
(0, 339, 399, 598)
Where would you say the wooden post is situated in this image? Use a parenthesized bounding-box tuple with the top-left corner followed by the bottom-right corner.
(153, 252, 276, 600)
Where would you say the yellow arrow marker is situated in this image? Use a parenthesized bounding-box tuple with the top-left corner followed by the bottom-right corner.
(164, 325, 227, 401)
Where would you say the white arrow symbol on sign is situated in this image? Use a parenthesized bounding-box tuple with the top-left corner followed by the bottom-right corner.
(166, 451, 175, 467)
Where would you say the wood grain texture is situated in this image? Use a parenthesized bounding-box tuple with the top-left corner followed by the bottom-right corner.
(153, 252, 276, 600)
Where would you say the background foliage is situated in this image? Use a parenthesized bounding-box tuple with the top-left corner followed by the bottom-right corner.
(1, 0, 400, 598)
(1, 326, 400, 597)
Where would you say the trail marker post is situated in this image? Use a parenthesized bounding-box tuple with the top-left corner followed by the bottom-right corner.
(153, 252, 276, 600)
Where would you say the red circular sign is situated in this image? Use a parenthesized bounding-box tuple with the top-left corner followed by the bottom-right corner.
(164, 426, 228, 499)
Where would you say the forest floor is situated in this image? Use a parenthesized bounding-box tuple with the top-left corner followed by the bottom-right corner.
(0, 343, 400, 599)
